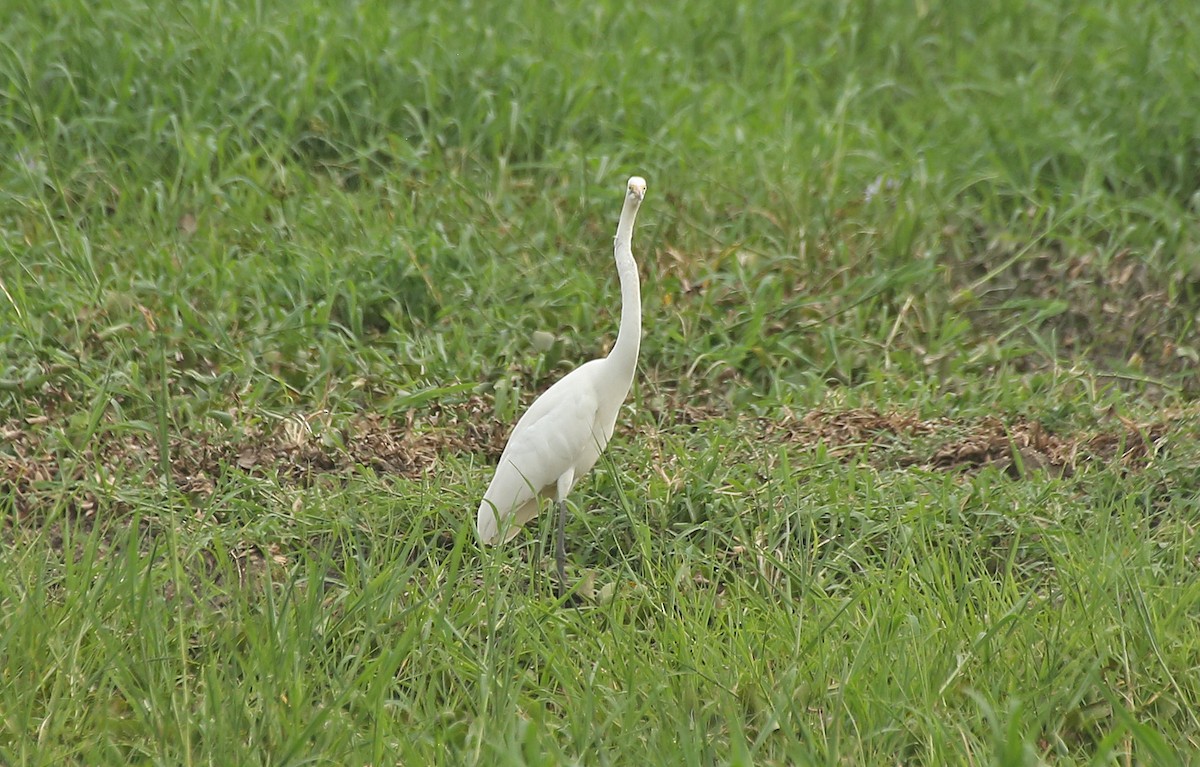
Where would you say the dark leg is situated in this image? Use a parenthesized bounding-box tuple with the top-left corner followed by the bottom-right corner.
(555, 498, 568, 588)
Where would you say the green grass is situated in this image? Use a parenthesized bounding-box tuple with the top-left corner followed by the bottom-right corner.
(2, 0, 1199, 763)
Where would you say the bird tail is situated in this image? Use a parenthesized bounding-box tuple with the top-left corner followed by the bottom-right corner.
(477, 499, 503, 545)
(477, 496, 540, 545)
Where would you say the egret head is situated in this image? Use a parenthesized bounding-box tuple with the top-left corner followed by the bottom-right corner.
(627, 176, 647, 202)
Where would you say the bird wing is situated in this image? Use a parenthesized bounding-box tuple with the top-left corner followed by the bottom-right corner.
(477, 369, 602, 544)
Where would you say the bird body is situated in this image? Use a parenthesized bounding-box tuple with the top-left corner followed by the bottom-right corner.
(477, 177, 647, 568)
(476, 358, 620, 544)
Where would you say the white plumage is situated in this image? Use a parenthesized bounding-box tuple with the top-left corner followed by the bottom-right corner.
(477, 176, 647, 582)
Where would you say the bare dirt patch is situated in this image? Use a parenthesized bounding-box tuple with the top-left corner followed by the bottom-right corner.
(766, 407, 949, 448)
(767, 406, 1174, 477)
(1, 395, 1184, 534)
(1, 399, 504, 523)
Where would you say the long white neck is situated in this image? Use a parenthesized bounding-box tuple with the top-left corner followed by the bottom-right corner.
(607, 192, 643, 383)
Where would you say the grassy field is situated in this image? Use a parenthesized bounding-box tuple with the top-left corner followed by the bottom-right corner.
(3, 0, 1200, 763)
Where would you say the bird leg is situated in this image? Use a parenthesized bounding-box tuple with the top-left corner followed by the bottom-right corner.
(555, 498, 568, 589)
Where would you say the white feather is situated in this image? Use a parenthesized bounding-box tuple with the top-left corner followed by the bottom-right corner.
(477, 177, 647, 548)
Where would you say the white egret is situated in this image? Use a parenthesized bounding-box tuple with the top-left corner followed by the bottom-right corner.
(477, 176, 648, 586)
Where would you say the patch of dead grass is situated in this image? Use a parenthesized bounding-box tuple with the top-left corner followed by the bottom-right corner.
(768, 406, 1175, 478)
(1, 393, 1186, 541)
(0, 399, 506, 524)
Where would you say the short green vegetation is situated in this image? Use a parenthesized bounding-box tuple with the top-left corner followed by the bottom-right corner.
(2, 0, 1198, 764)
